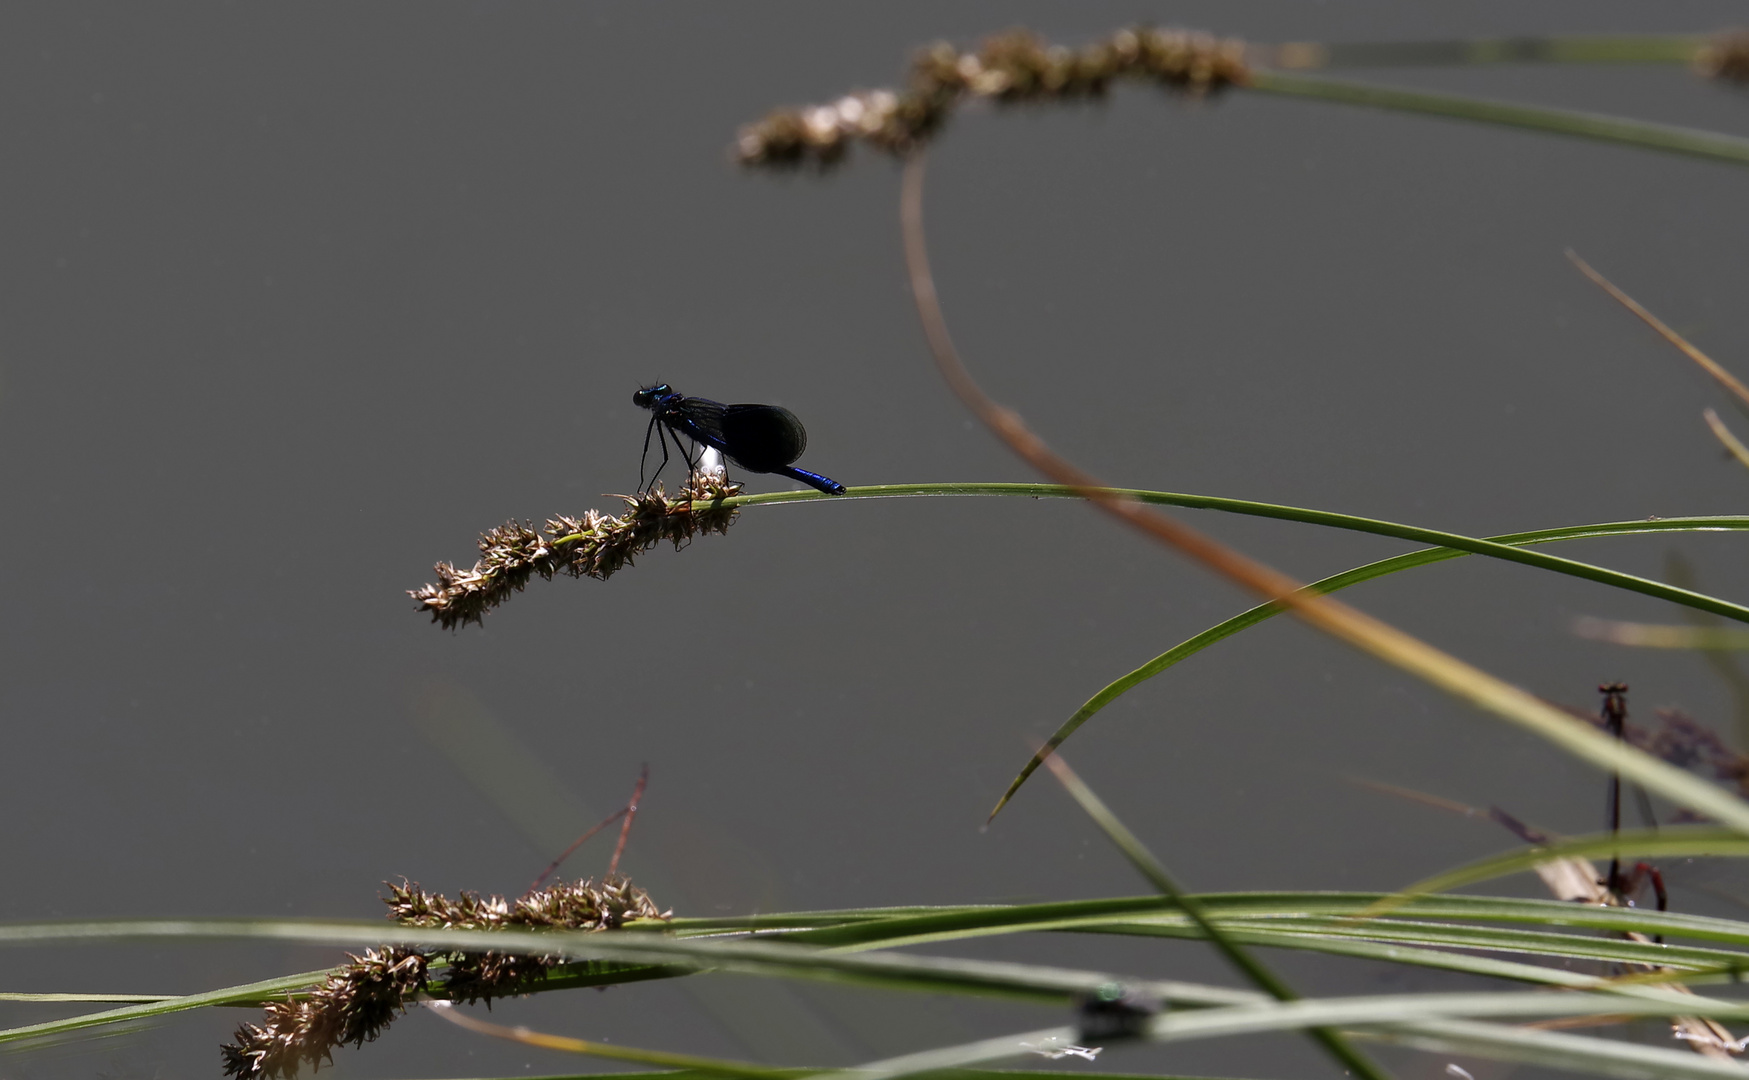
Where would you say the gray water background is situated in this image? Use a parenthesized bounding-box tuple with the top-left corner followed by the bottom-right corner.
(6, 2, 1749, 1077)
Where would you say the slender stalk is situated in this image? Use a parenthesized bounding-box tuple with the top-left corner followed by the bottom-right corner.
(608, 764, 648, 878)
(1269, 35, 1704, 71)
(722, 485, 1749, 626)
(1247, 71, 1749, 167)
(897, 152, 1749, 841)
(1567, 250, 1749, 412)
(431, 1004, 791, 1080)
(1577, 617, 1749, 650)
(0, 969, 338, 1045)
(1042, 754, 1394, 1080)
(1372, 825, 1749, 912)
(1704, 409, 1749, 471)
(991, 515, 1748, 820)
(0, 992, 170, 1003)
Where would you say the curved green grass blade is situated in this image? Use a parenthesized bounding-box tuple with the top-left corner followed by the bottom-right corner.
(10, 904, 1749, 1050)
(688, 487, 1749, 832)
(814, 1024, 1081, 1080)
(1271, 34, 1703, 70)
(0, 956, 685, 1049)
(1118, 925, 1688, 987)
(1105, 923, 1747, 991)
(1148, 988, 1749, 1043)
(436, 1073, 1243, 1080)
(0, 993, 172, 1003)
(760, 894, 1749, 990)
(759, 891, 1749, 952)
(1363, 1017, 1749, 1080)
(1177, 892, 1749, 949)
(1040, 754, 1389, 1080)
(51, 912, 1730, 1054)
(1139, 993, 1749, 1077)
(826, 990, 1749, 1080)
(1247, 71, 1749, 168)
(1095, 915, 1746, 972)
(0, 916, 1265, 1012)
(1376, 826, 1749, 914)
(732, 487, 1749, 628)
(989, 513, 1749, 819)
(0, 968, 335, 1046)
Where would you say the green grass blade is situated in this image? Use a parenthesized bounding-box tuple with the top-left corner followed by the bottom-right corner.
(0, 968, 336, 1046)
(0, 993, 173, 1003)
(794, 901, 1749, 981)
(990, 513, 1749, 819)
(1142, 994, 1749, 1079)
(1363, 1017, 1746, 1080)
(0, 917, 1265, 1012)
(1142, 988, 1749, 1034)
(733, 487, 1749, 628)
(12, 905, 1749, 1052)
(822, 991, 1749, 1080)
(1152, 927, 1668, 986)
(519, 960, 689, 992)
(1092, 916, 1746, 973)
(1271, 35, 1704, 69)
(0, 958, 682, 1049)
(1247, 71, 1749, 167)
(1377, 826, 1749, 912)
(1042, 755, 1393, 1080)
(424, 1073, 1245, 1080)
(991, 891, 1749, 948)
(82, 911, 1723, 1059)
(753, 891, 1749, 953)
(1177, 892, 1749, 948)
(808, 1025, 1083, 1080)
(1196, 914, 1742, 967)
(762, 893, 1749, 990)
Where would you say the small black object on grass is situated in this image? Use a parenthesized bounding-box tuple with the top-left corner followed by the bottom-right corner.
(1076, 981, 1161, 1042)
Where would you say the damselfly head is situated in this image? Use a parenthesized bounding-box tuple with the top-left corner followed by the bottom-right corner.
(632, 384, 672, 409)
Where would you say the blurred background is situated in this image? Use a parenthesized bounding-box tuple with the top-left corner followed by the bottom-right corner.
(5, 2, 1749, 1077)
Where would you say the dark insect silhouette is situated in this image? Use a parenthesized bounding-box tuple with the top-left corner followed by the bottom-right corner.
(633, 383, 847, 495)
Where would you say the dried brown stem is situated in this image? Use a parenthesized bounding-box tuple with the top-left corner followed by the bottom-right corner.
(1566, 249, 1749, 413)
(529, 809, 628, 894)
(608, 764, 648, 878)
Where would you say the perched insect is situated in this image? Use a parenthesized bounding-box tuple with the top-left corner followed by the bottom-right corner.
(633, 384, 847, 495)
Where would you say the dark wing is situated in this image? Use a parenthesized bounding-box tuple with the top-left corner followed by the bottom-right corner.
(719, 404, 807, 471)
(663, 396, 732, 455)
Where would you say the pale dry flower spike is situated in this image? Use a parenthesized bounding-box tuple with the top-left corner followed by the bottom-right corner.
(737, 26, 1250, 167)
(409, 475, 741, 629)
(220, 946, 430, 1080)
(221, 876, 668, 1080)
